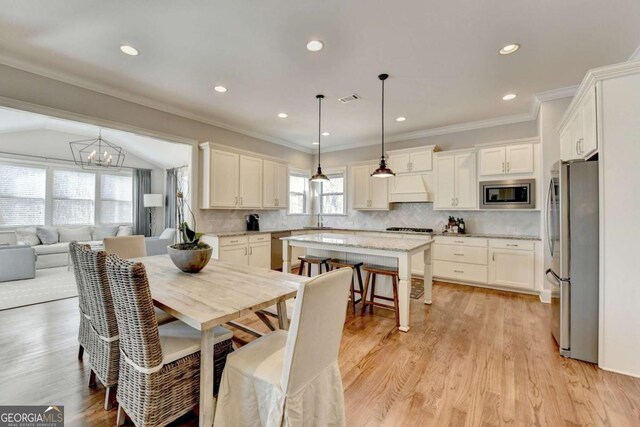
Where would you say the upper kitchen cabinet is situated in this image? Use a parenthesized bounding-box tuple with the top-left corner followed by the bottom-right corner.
(200, 143, 284, 209)
(388, 145, 437, 173)
(479, 143, 534, 176)
(560, 85, 598, 161)
(434, 149, 477, 210)
(263, 160, 288, 209)
(352, 162, 389, 210)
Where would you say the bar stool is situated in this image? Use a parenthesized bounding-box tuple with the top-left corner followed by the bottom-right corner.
(297, 255, 331, 277)
(328, 259, 364, 314)
(361, 264, 400, 326)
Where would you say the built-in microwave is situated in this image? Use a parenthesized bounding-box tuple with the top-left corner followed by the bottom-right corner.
(479, 179, 535, 209)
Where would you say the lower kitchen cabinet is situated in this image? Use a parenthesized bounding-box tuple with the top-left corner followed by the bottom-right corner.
(433, 235, 538, 293)
(203, 233, 272, 268)
(488, 248, 535, 289)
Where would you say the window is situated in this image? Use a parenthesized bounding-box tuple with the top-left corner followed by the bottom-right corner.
(52, 170, 96, 225)
(0, 163, 46, 226)
(100, 174, 133, 224)
(289, 171, 309, 214)
(319, 170, 346, 215)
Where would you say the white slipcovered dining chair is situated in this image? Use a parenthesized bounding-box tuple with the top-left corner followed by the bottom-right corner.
(214, 267, 352, 427)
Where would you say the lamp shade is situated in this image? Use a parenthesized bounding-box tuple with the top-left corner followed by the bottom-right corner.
(143, 193, 164, 208)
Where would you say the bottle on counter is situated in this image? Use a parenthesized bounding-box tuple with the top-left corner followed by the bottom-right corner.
(458, 218, 465, 234)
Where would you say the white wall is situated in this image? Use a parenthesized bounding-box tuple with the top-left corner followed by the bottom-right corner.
(537, 97, 573, 290)
(599, 72, 640, 377)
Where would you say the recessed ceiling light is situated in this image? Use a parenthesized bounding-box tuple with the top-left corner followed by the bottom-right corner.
(214, 86, 227, 93)
(306, 40, 324, 52)
(499, 43, 520, 55)
(396, 116, 407, 122)
(312, 141, 319, 145)
(322, 132, 330, 136)
(278, 113, 288, 118)
(120, 45, 139, 56)
(502, 93, 517, 101)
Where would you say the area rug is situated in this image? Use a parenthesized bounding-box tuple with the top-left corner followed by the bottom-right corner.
(0, 267, 77, 310)
(411, 277, 424, 299)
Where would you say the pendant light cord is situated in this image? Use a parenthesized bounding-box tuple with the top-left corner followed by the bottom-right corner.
(381, 77, 385, 159)
(318, 95, 322, 168)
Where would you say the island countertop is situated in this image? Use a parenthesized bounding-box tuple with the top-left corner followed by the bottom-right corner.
(281, 232, 432, 252)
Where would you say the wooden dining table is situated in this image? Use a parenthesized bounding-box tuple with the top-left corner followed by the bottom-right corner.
(137, 254, 306, 427)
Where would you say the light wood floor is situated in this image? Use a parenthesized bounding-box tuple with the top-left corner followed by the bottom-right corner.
(1, 282, 639, 426)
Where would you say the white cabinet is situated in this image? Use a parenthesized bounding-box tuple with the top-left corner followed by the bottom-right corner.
(248, 241, 271, 268)
(388, 146, 436, 173)
(208, 149, 239, 207)
(489, 248, 535, 289)
(434, 151, 477, 210)
(204, 233, 271, 268)
(263, 160, 288, 209)
(352, 163, 388, 210)
(219, 244, 249, 265)
(479, 144, 533, 176)
(200, 143, 289, 209)
(560, 85, 598, 161)
(239, 155, 263, 208)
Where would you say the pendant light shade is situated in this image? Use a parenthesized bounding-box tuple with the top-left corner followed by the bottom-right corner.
(310, 94, 330, 182)
(371, 73, 395, 178)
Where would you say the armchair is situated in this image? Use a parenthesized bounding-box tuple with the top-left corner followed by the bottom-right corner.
(144, 228, 176, 256)
(0, 245, 36, 282)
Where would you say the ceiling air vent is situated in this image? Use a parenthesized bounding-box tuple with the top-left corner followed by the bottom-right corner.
(338, 94, 361, 104)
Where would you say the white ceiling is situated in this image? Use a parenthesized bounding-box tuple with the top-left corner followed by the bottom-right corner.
(0, 107, 191, 169)
(0, 1, 639, 151)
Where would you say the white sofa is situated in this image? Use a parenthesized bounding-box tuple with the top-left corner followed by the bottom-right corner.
(13, 226, 176, 270)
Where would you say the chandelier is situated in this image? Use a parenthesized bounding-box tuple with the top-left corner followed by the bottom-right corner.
(69, 131, 125, 170)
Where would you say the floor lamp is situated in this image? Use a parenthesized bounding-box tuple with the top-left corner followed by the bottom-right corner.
(143, 194, 163, 237)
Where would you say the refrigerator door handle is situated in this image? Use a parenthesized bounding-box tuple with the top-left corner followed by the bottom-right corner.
(546, 268, 569, 284)
(545, 179, 554, 257)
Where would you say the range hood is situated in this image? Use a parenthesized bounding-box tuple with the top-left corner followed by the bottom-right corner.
(389, 173, 433, 203)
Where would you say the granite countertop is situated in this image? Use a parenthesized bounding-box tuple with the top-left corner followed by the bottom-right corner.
(281, 232, 432, 252)
(204, 228, 540, 241)
(434, 232, 541, 241)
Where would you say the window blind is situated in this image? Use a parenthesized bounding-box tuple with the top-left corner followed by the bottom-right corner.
(52, 169, 95, 225)
(100, 174, 133, 224)
(0, 163, 46, 226)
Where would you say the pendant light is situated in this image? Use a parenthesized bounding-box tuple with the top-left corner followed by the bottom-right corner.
(310, 94, 330, 182)
(371, 73, 395, 178)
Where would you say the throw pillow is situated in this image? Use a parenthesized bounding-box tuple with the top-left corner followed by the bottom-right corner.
(36, 227, 59, 245)
(116, 225, 133, 237)
(92, 225, 119, 240)
(15, 227, 41, 246)
(59, 226, 92, 243)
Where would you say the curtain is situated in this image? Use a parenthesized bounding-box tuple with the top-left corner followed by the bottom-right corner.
(132, 169, 151, 236)
(165, 168, 178, 229)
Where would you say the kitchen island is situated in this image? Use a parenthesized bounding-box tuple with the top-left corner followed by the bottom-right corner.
(282, 233, 433, 332)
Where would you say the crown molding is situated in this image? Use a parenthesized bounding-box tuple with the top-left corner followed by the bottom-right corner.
(0, 55, 582, 156)
(0, 57, 314, 154)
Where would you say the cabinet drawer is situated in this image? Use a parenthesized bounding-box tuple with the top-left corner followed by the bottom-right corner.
(433, 260, 488, 284)
(249, 233, 271, 243)
(489, 239, 534, 251)
(433, 244, 487, 265)
(219, 235, 249, 247)
(434, 236, 488, 247)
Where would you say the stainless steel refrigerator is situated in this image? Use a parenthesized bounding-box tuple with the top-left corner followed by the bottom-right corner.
(545, 160, 599, 363)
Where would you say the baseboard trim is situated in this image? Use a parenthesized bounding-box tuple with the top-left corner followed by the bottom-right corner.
(433, 276, 539, 296)
(599, 365, 640, 379)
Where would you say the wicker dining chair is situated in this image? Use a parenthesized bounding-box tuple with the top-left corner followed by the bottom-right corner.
(105, 254, 234, 427)
(69, 242, 94, 361)
(76, 245, 121, 410)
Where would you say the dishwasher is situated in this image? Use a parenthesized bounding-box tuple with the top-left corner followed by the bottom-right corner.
(271, 231, 291, 270)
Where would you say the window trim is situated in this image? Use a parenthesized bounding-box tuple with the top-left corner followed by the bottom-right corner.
(288, 167, 310, 215)
(318, 167, 347, 216)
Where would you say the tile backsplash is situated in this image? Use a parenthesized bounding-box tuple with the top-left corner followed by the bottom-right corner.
(199, 202, 540, 236)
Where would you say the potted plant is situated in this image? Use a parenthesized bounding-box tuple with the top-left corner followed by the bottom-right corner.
(167, 181, 212, 273)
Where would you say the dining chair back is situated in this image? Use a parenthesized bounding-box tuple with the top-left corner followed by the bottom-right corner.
(104, 235, 147, 259)
(281, 267, 352, 394)
(68, 241, 92, 360)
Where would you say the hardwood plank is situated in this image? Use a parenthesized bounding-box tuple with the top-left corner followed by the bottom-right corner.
(1, 282, 640, 426)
